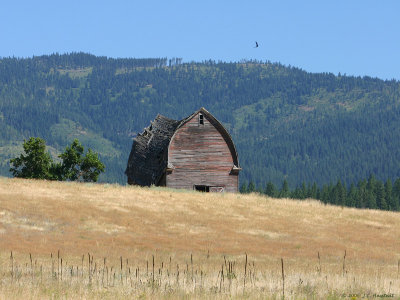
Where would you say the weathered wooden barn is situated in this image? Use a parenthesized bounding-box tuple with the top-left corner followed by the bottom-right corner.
(125, 107, 241, 192)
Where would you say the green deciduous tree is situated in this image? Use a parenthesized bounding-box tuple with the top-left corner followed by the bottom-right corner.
(80, 149, 105, 182)
(59, 139, 105, 182)
(9, 137, 53, 179)
(59, 139, 84, 181)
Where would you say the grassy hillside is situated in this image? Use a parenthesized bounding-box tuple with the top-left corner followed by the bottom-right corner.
(2, 53, 400, 188)
(0, 177, 399, 298)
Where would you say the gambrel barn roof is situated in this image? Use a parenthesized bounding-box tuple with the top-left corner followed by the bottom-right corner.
(125, 107, 240, 186)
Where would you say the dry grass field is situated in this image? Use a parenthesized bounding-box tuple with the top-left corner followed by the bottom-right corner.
(0, 177, 400, 299)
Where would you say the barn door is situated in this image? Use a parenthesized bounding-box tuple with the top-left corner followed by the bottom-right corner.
(194, 185, 209, 192)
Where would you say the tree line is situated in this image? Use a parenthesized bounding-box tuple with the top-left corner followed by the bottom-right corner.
(10, 137, 105, 182)
(240, 174, 400, 211)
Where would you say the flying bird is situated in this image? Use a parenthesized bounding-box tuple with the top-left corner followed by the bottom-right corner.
(254, 41, 259, 48)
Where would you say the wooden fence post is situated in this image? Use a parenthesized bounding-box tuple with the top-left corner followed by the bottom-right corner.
(281, 258, 285, 299)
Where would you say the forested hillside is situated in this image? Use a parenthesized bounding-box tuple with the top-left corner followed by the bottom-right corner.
(1, 53, 400, 187)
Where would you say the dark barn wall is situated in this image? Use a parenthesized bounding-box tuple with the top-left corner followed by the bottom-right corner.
(167, 112, 238, 192)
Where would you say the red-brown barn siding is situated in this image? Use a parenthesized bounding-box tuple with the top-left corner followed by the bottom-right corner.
(167, 112, 238, 192)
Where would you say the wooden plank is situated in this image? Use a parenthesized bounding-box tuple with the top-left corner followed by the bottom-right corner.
(167, 112, 238, 192)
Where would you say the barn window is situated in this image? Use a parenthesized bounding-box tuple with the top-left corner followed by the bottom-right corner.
(199, 113, 204, 125)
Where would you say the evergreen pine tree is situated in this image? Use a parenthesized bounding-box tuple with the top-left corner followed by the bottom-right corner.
(320, 185, 330, 204)
(265, 181, 276, 197)
(336, 180, 347, 206)
(331, 180, 341, 205)
(375, 181, 387, 210)
(392, 178, 400, 210)
(366, 175, 377, 208)
(310, 182, 318, 199)
(347, 183, 357, 207)
(366, 190, 377, 209)
(356, 179, 368, 208)
(384, 179, 397, 211)
(239, 181, 248, 194)
(280, 179, 290, 198)
(300, 182, 307, 199)
(292, 186, 302, 199)
(248, 181, 256, 193)
(367, 174, 377, 195)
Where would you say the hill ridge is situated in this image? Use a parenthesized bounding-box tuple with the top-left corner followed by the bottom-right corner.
(1, 53, 400, 188)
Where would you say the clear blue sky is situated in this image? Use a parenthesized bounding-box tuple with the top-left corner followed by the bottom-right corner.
(1, 0, 399, 80)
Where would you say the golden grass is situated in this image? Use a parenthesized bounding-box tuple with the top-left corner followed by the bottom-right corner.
(0, 177, 400, 299)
